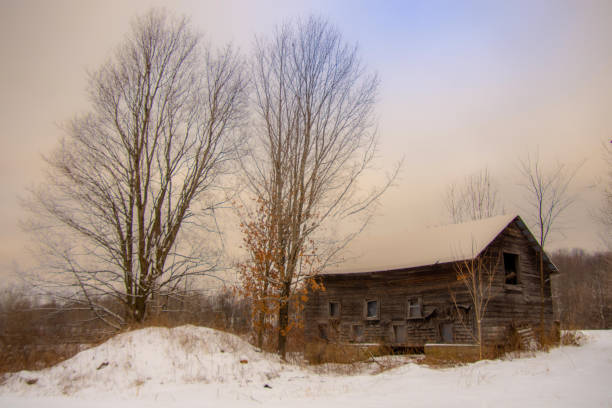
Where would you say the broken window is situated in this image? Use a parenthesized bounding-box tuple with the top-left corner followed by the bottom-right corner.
(407, 297, 422, 318)
(503, 252, 519, 285)
(365, 299, 379, 320)
(328, 301, 340, 319)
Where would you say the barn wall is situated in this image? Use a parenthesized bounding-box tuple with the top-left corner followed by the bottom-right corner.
(305, 264, 474, 347)
(481, 221, 555, 343)
(305, 219, 556, 348)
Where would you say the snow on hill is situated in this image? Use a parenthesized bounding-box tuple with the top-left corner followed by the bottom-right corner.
(1, 325, 289, 396)
(1, 326, 611, 407)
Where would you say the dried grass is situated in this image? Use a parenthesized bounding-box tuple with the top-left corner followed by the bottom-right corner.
(560, 330, 586, 346)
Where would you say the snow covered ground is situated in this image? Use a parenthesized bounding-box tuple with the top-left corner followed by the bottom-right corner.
(1, 326, 610, 407)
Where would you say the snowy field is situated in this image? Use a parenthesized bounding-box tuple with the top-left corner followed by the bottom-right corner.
(1, 326, 610, 407)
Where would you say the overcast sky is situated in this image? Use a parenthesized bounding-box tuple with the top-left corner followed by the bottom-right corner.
(1, 0, 610, 284)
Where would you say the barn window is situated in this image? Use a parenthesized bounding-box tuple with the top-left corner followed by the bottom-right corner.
(352, 324, 364, 342)
(503, 252, 520, 285)
(365, 299, 379, 320)
(328, 301, 340, 319)
(407, 297, 423, 319)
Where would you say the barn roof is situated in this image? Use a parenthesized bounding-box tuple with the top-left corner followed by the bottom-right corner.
(322, 214, 557, 275)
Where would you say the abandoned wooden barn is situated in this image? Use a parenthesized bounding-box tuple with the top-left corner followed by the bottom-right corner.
(304, 214, 558, 350)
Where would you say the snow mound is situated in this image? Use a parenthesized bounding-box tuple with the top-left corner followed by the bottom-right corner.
(1, 329, 611, 407)
(1, 325, 284, 397)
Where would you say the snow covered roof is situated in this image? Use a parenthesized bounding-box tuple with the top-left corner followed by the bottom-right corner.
(323, 214, 552, 275)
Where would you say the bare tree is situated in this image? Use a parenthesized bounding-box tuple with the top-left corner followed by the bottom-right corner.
(444, 168, 502, 223)
(451, 246, 500, 359)
(242, 16, 399, 358)
(597, 141, 612, 327)
(518, 151, 581, 327)
(24, 10, 246, 327)
(600, 141, 612, 244)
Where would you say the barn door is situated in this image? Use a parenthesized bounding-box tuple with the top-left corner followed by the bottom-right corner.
(440, 323, 453, 343)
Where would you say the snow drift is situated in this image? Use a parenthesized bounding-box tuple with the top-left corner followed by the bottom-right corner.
(1, 326, 611, 407)
(1, 325, 286, 397)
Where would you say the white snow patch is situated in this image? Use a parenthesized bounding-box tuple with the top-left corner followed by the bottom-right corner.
(0, 326, 287, 397)
(1, 326, 611, 407)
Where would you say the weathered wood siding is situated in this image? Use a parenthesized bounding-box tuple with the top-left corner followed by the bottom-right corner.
(305, 264, 474, 347)
(305, 219, 556, 347)
(481, 221, 554, 343)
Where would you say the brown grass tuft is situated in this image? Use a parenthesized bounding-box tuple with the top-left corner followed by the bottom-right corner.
(560, 331, 586, 346)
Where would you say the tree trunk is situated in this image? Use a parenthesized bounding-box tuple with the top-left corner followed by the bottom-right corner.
(540, 249, 545, 334)
(133, 295, 147, 323)
(277, 300, 289, 360)
(257, 309, 265, 349)
(477, 318, 483, 359)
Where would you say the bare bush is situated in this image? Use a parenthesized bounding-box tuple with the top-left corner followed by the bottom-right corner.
(560, 330, 586, 346)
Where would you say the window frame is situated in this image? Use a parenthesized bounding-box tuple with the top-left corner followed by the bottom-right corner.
(364, 298, 380, 321)
(503, 251, 521, 286)
(406, 296, 423, 319)
(328, 300, 341, 319)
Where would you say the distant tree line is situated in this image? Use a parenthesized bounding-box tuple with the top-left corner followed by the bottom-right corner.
(0, 286, 250, 373)
(551, 249, 612, 329)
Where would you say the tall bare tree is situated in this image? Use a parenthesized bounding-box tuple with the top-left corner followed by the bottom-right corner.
(444, 168, 502, 223)
(600, 141, 612, 244)
(242, 16, 399, 358)
(599, 141, 612, 323)
(24, 10, 246, 327)
(518, 152, 581, 328)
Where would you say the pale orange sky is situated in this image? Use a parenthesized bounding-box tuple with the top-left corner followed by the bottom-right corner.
(1, 0, 610, 285)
